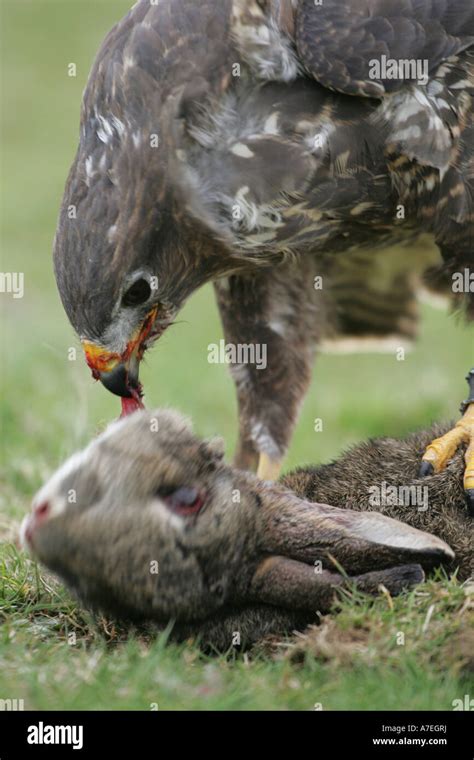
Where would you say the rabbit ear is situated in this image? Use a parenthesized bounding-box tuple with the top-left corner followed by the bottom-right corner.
(257, 488, 455, 575)
(249, 556, 425, 613)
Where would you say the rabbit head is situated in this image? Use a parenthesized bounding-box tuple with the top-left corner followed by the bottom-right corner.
(22, 409, 454, 626)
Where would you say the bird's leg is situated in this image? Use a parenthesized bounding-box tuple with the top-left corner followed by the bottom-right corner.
(257, 452, 283, 481)
(420, 369, 474, 515)
(213, 259, 323, 479)
(233, 410, 259, 472)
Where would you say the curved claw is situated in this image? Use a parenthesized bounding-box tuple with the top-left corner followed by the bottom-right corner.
(465, 490, 474, 518)
(420, 426, 467, 474)
(419, 461, 434, 478)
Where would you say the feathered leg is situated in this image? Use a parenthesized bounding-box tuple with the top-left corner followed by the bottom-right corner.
(213, 257, 324, 479)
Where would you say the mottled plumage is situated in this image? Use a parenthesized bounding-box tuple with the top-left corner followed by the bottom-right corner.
(53, 0, 474, 473)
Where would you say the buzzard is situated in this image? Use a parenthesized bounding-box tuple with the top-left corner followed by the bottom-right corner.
(53, 0, 474, 509)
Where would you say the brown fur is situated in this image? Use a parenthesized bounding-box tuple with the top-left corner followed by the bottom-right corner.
(282, 423, 473, 580)
(23, 411, 472, 650)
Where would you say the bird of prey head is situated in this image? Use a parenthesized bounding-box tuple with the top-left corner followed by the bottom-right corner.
(54, 0, 239, 408)
(54, 102, 225, 406)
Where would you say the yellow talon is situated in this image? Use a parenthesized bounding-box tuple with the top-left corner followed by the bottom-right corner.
(257, 453, 282, 481)
(464, 438, 474, 492)
(421, 403, 474, 480)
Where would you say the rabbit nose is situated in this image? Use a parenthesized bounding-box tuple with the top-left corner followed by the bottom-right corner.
(34, 501, 50, 521)
(23, 501, 51, 544)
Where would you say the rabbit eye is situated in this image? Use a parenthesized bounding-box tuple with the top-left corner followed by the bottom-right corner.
(161, 486, 205, 516)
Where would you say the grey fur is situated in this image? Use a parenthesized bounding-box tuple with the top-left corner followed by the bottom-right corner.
(23, 411, 471, 650)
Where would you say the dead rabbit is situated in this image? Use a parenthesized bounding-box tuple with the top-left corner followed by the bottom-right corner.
(22, 410, 472, 649)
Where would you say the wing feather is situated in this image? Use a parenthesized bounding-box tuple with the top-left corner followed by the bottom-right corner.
(295, 0, 474, 97)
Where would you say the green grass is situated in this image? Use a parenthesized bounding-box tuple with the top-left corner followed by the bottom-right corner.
(1, 0, 473, 711)
(1, 545, 472, 710)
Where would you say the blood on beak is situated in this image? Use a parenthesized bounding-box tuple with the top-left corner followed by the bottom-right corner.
(81, 307, 158, 411)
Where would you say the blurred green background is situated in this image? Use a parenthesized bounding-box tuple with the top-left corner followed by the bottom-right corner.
(0, 0, 472, 712)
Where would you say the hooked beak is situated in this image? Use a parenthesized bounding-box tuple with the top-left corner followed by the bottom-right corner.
(99, 354, 140, 399)
(82, 340, 143, 400)
(82, 307, 158, 400)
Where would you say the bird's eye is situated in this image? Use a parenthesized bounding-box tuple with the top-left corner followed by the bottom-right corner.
(122, 278, 152, 307)
(160, 486, 205, 516)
